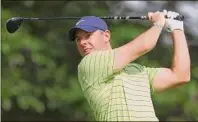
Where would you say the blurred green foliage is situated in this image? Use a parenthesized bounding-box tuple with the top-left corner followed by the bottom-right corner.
(1, 1, 198, 121)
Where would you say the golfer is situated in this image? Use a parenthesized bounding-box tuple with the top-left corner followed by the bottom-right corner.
(68, 10, 190, 121)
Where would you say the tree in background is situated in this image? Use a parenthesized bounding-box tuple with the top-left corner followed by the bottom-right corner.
(2, 1, 198, 121)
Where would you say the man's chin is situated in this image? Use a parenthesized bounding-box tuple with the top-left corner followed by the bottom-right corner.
(84, 52, 90, 55)
(84, 50, 93, 56)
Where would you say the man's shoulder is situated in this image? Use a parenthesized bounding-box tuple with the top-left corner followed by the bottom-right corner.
(124, 62, 146, 74)
(126, 62, 145, 70)
(78, 50, 114, 66)
(77, 51, 97, 67)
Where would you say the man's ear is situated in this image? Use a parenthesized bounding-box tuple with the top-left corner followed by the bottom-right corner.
(104, 30, 111, 43)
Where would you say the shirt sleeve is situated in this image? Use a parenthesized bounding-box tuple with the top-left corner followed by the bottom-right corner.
(78, 50, 115, 91)
(144, 67, 160, 93)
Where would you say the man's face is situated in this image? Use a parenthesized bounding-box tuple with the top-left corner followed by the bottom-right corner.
(75, 29, 110, 56)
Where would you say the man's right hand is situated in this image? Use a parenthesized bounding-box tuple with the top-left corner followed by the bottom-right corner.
(148, 11, 166, 28)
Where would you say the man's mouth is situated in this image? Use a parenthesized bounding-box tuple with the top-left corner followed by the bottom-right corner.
(84, 48, 92, 54)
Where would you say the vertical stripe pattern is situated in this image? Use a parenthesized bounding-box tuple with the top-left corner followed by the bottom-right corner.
(78, 50, 159, 121)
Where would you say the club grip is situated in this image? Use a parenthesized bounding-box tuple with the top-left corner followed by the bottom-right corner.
(165, 15, 184, 21)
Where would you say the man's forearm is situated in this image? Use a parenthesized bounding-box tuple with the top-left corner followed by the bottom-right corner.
(171, 30, 191, 81)
(113, 12, 165, 71)
(133, 25, 162, 53)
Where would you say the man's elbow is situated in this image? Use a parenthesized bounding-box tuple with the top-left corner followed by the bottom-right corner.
(181, 67, 191, 82)
(173, 66, 191, 83)
(177, 72, 191, 83)
(183, 74, 191, 82)
(180, 76, 190, 83)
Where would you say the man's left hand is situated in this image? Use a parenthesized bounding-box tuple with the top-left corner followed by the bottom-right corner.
(163, 10, 184, 32)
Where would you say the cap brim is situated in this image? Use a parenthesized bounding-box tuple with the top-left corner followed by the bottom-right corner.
(68, 25, 98, 41)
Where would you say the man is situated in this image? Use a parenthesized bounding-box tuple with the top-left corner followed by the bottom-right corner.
(68, 10, 190, 121)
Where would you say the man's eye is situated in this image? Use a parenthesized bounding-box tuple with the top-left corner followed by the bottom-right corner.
(85, 34, 91, 39)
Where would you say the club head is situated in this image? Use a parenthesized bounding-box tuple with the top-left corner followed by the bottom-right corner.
(6, 17, 23, 33)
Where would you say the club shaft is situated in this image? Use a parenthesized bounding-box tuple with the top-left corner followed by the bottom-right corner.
(22, 16, 148, 20)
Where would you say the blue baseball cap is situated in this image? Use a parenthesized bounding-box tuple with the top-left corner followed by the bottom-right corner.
(68, 16, 108, 41)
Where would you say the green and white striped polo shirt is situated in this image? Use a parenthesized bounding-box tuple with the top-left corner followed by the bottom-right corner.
(78, 49, 159, 121)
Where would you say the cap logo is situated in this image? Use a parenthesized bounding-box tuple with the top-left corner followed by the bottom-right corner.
(76, 20, 85, 25)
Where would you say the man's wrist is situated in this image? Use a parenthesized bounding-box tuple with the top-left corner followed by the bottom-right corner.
(172, 29, 184, 34)
(153, 23, 164, 31)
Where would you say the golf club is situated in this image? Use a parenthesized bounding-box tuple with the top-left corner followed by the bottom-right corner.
(6, 15, 184, 34)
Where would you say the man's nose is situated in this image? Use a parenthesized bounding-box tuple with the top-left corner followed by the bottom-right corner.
(80, 39, 88, 46)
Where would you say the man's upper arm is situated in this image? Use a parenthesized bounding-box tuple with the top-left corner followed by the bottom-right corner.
(151, 68, 187, 93)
